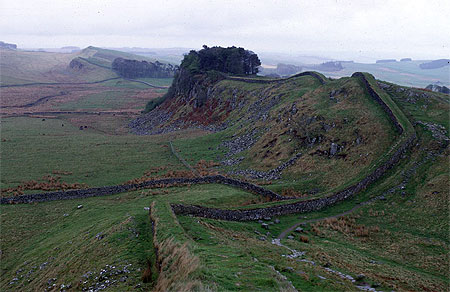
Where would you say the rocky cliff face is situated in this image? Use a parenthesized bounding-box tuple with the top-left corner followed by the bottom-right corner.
(426, 84, 450, 94)
(166, 68, 226, 107)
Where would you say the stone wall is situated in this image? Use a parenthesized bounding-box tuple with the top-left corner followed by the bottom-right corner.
(225, 71, 326, 85)
(171, 134, 416, 221)
(0, 175, 284, 204)
(352, 72, 403, 134)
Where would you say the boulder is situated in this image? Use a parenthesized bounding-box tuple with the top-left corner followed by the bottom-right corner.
(294, 227, 304, 233)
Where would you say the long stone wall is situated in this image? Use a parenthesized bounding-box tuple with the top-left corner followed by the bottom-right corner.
(225, 71, 326, 85)
(0, 175, 284, 204)
(171, 134, 415, 221)
(352, 72, 403, 134)
(171, 73, 417, 221)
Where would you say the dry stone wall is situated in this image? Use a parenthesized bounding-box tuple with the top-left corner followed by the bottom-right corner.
(0, 175, 284, 204)
(225, 71, 326, 85)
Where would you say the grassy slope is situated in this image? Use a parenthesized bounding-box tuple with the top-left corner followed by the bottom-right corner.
(0, 184, 261, 291)
(172, 74, 400, 196)
(1, 72, 448, 291)
(0, 49, 116, 85)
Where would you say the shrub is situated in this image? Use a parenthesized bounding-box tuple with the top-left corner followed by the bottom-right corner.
(299, 235, 310, 243)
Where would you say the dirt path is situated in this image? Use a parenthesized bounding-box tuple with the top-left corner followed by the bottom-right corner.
(277, 196, 383, 239)
(169, 141, 201, 177)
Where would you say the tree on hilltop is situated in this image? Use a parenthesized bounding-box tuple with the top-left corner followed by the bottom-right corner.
(180, 45, 261, 75)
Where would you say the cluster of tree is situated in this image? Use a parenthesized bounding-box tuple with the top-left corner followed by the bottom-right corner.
(0, 41, 17, 50)
(180, 45, 261, 75)
(313, 61, 343, 72)
(112, 57, 178, 78)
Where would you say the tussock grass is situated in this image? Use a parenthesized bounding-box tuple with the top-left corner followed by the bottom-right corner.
(150, 202, 207, 292)
(153, 238, 201, 292)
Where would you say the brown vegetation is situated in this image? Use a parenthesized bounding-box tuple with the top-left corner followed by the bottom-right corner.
(1, 175, 88, 196)
(150, 202, 204, 292)
(312, 216, 380, 238)
(299, 235, 310, 243)
(281, 188, 309, 198)
(194, 160, 220, 176)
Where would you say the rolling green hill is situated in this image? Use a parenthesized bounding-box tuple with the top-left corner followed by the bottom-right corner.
(0, 46, 163, 86)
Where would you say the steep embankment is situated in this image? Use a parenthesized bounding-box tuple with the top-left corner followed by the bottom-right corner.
(132, 68, 406, 196)
(170, 72, 417, 220)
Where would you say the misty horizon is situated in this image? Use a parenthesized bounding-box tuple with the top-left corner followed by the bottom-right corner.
(1, 0, 449, 63)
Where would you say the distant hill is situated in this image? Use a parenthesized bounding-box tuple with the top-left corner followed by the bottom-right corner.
(0, 46, 169, 85)
(419, 59, 449, 69)
(376, 59, 396, 63)
(0, 41, 17, 50)
(259, 59, 450, 88)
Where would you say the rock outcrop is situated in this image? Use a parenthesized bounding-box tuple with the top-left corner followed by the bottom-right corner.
(425, 84, 449, 94)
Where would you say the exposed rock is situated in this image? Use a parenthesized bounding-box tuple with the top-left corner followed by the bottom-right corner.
(425, 84, 450, 94)
(229, 152, 302, 180)
(330, 143, 339, 156)
(294, 227, 304, 233)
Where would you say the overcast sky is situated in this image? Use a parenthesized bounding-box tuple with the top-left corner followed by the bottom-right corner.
(1, 0, 449, 62)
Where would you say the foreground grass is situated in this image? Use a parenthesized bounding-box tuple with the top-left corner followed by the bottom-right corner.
(0, 183, 259, 291)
